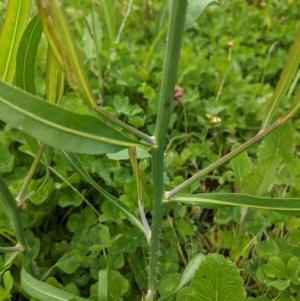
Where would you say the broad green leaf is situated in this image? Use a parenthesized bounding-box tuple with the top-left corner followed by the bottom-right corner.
(16, 14, 43, 94)
(0, 145, 14, 173)
(106, 271, 129, 300)
(21, 267, 89, 301)
(230, 145, 252, 190)
(286, 256, 300, 280)
(257, 124, 294, 163)
(158, 273, 181, 298)
(0, 253, 19, 275)
(263, 256, 287, 278)
(0, 0, 31, 82)
(169, 193, 300, 213)
(268, 279, 290, 291)
(59, 151, 146, 235)
(55, 255, 80, 274)
(184, 0, 218, 30)
(241, 155, 282, 195)
(256, 240, 279, 259)
(0, 81, 140, 154)
(243, 209, 266, 234)
(3, 270, 13, 292)
(179, 254, 244, 301)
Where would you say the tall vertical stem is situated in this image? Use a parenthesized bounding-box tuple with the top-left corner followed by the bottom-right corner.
(147, 1, 187, 299)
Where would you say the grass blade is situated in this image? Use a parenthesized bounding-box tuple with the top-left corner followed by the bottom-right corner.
(21, 267, 90, 301)
(261, 30, 300, 129)
(168, 193, 300, 214)
(46, 48, 64, 104)
(98, 269, 108, 301)
(0, 0, 31, 82)
(36, 0, 95, 108)
(99, 0, 116, 42)
(0, 81, 141, 154)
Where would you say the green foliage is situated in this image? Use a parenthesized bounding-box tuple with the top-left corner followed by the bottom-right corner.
(0, 0, 31, 82)
(0, 81, 140, 154)
(0, 1, 299, 301)
(177, 254, 245, 301)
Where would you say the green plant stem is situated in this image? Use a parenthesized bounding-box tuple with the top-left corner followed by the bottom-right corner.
(147, 1, 188, 299)
(95, 106, 156, 147)
(0, 246, 24, 253)
(16, 144, 46, 204)
(287, 67, 300, 97)
(166, 91, 300, 200)
(128, 147, 151, 241)
(90, 3, 103, 104)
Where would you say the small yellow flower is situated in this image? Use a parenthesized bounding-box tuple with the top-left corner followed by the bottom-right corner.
(206, 114, 222, 124)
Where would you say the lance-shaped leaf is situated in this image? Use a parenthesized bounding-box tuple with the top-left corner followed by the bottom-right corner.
(59, 151, 146, 236)
(21, 267, 90, 301)
(158, 253, 205, 301)
(36, 0, 95, 108)
(0, 175, 27, 249)
(16, 14, 43, 94)
(261, 30, 300, 129)
(168, 193, 300, 214)
(0, 81, 141, 154)
(0, 0, 31, 82)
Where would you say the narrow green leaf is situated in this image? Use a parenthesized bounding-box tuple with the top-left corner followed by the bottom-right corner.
(158, 253, 205, 301)
(21, 267, 89, 301)
(98, 269, 108, 301)
(0, 175, 27, 249)
(0, 81, 141, 154)
(0, 0, 31, 82)
(46, 48, 64, 104)
(169, 193, 300, 213)
(16, 15, 43, 94)
(180, 254, 244, 301)
(107, 148, 150, 160)
(261, 30, 300, 129)
(59, 151, 146, 235)
(99, 0, 116, 42)
(184, 0, 218, 30)
(241, 155, 282, 195)
(257, 124, 294, 163)
(35, 0, 95, 108)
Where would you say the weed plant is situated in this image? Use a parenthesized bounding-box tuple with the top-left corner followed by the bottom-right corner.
(0, 1, 300, 300)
